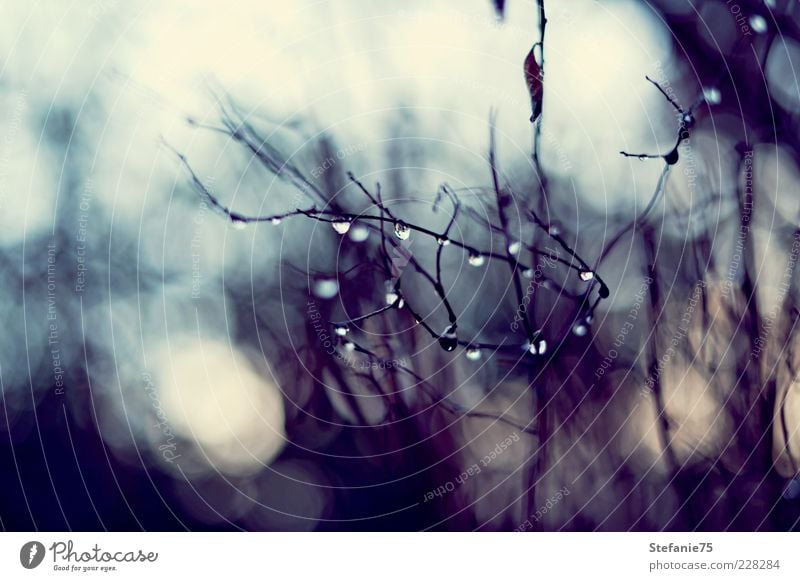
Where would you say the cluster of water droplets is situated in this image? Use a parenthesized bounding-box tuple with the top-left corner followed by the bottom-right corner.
(260, 202, 608, 361)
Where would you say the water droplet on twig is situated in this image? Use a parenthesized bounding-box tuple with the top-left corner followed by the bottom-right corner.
(384, 281, 400, 306)
(385, 290, 399, 306)
(439, 326, 458, 352)
(547, 223, 561, 236)
(524, 337, 546, 355)
(579, 270, 595, 282)
(331, 217, 351, 235)
(270, 217, 282, 226)
(508, 241, 521, 255)
(465, 346, 482, 361)
(468, 252, 485, 267)
(334, 324, 349, 337)
(394, 221, 411, 240)
(230, 216, 248, 230)
(436, 236, 450, 246)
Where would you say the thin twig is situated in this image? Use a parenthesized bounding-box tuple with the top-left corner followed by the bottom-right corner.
(489, 116, 537, 342)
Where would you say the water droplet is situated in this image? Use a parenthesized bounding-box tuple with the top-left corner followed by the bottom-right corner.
(436, 236, 450, 246)
(394, 221, 411, 240)
(396, 298, 405, 309)
(522, 268, 534, 279)
(664, 148, 680, 166)
(638, 155, 648, 162)
(547, 223, 561, 236)
(465, 347, 482, 361)
(598, 284, 610, 298)
(343, 341, 356, 352)
(524, 341, 538, 355)
(334, 324, 349, 337)
(585, 313, 594, 324)
(468, 252, 485, 267)
(536, 338, 547, 355)
(681, 113, 695, 129)
(230, 216, 248, 230)
(438, 326, 458, 352)
(703, 87, 721, 105)
(508, 241, 521, 255)
(270, 217, 282, 226)
(572, 323, 588, 337)
(331, 217, 351, 235)
(579, 270, 595, 282)
(313, 279, 339, 299)
(750, 15, 767, 34)
(349, 224, 370, 242)
(385, 281, 400, 306)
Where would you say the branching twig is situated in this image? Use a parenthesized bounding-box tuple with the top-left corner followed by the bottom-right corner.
(620, 75, 703, 166)
(173, 103, 612, 448)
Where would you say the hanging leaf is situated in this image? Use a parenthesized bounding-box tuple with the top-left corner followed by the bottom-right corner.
(524, 45, 543, 123)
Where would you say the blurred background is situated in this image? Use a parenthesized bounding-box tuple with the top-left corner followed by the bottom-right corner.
(2, 0, 800, 531)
